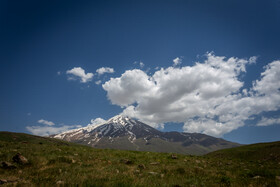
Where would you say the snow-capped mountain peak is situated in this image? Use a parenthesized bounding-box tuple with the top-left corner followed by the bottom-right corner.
(52, 115, 155, 141)
(107, 115, 133, 126)
(50, 114, 239, 155)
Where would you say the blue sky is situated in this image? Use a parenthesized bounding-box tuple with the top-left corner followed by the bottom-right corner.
(1, 0, 280, 144)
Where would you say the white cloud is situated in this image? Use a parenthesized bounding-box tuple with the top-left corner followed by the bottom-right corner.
(252, 60, 280, 96)
(257, 117, 280, 126)
(134, 61, 145, 68)
(173, 57, 182, 66)
(102, 53, 280, 137)
(95, 80, 102, 85)
(38, 119, 55, 126)
(66, 67, 93, 83)
(96, 67, 114, 75)
(103, 69, 155, 106)
(183, 118, 234, 137)
(140, 62, 145, 68)
(26, 125, 82, 136)
(87, 117, 106, 126)
(249, 56, 257, 64)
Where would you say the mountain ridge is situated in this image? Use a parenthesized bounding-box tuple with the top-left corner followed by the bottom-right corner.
(51, 115, 240, 155)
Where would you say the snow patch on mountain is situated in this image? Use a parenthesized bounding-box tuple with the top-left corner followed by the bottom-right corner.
(50, 115, 240, 155)
(53, 115, 147, 140)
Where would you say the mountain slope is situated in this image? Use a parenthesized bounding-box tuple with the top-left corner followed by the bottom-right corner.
(51, 115, 239, 155)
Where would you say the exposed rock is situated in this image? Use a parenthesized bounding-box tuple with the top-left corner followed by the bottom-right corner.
(171, 154, 178, 159)
(253, 176, 261, 179)
(138, 164, 146, 170)
(195, 160, 201, 164)
(276, 176, 280, 180)
(0, 179, 19, 185)
(12, 153, 28, 164)
(134, 170, 140, 174)
(120, 159, 133, 165)
(56, 180, 65, 185)
(0, 179, 7, 184)
(150, 162, 160, 165)
(1, 161, 16, 169)
(148, 171, 158, 175)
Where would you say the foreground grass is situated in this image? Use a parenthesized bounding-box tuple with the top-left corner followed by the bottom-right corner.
(0, 132, 280, 186)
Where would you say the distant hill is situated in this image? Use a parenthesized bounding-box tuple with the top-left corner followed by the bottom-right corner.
(1, 131, 280, 186)
(207, 140, 280, 161)
(50, 115, 239, 155)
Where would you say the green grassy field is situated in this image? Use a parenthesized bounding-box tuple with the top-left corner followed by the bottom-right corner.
(0, 131, 280, 186)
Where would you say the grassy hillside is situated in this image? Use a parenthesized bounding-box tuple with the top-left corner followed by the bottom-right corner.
(207, 141, 280, 161)
(0, 132, 280, 186)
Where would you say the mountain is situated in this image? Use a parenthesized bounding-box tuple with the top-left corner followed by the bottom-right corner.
(51, 115, 240, 155)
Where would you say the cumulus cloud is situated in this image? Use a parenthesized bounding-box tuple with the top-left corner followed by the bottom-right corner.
(27, 117, 107, 136)
(26, 125, 81, 136)
(252, 60, 280, 96)
(96, 67, 115, 75)
(66, 67, 93, 83)
(173, 57, 182, 66)
(38, 119, 55, 126)
(87, 117, 106, 126)
(257, 117, 280, 126)
(103, 69, 155, 106)
(102, 53, 280, 137)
